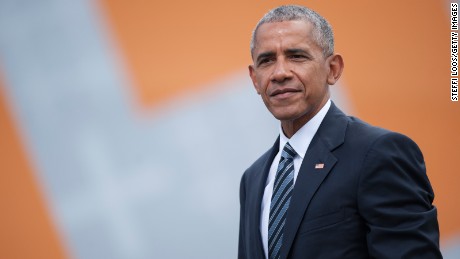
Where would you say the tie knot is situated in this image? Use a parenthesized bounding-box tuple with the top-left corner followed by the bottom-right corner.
(281, 142, 297, 160)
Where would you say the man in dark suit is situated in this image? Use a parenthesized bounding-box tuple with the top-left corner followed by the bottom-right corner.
(238, 5, 441, 259)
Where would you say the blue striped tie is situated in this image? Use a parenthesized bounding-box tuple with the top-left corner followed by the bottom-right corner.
(268, 142, 297, 259)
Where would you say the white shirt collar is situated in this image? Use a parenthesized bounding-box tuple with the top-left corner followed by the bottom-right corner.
(279, 99, 332, 158)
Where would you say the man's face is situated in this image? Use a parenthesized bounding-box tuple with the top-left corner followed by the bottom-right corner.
(249, 20, 336, 125)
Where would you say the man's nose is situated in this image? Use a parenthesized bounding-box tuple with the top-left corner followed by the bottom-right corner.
(270, 59, 292, 83)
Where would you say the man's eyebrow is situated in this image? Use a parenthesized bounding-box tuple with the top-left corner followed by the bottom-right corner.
(284, 48, 309, 55)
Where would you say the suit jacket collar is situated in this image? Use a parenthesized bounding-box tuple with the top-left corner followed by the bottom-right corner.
(249, 102, 349, 259)
(279, 102, 349, 258)
(251, 137, 279, 258)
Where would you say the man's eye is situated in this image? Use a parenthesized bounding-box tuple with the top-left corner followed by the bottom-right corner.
(258, 58, 274, 66)
(291, 55, 307, 60)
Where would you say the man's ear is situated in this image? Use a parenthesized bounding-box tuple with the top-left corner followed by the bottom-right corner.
(249, 65, 261, 95)
(326, 54, 344, 85)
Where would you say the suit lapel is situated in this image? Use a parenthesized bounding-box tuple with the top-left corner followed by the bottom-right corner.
(279, 103, 349, 259)
(249, 137, 279, 258)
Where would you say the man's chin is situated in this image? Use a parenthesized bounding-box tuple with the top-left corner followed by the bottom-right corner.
(270, 111, 301, 122)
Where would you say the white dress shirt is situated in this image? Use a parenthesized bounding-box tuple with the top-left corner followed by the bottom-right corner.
(260, 100, 331, 258)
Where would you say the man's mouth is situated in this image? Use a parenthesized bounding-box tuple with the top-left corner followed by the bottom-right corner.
(270, 88, 301, 98)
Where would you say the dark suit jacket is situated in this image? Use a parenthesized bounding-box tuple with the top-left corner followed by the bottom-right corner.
(238, 103, 441, 259)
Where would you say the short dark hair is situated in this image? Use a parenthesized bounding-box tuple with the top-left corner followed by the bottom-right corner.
(250, 5, 334, 57)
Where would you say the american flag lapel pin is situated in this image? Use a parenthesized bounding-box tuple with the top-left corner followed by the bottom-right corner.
(315, 163, 325, 169)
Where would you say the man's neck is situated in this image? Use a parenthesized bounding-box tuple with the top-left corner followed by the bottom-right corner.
(281, 99, 329, 138)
